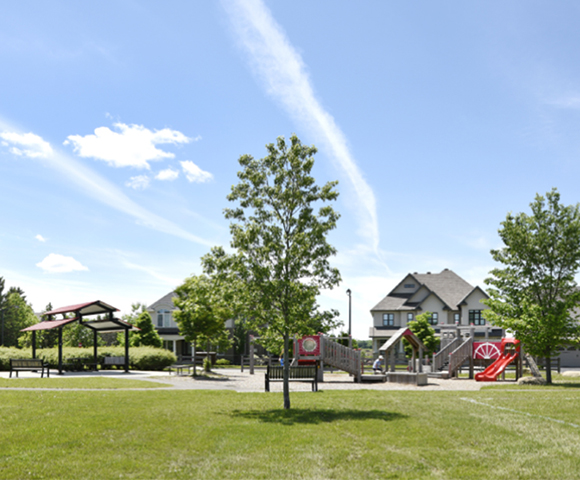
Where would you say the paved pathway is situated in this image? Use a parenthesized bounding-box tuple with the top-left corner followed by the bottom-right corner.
(0, 368, 487, 392)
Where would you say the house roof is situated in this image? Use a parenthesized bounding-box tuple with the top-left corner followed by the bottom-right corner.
(148, 291, 177, 311)
(371, 269, 482, 313)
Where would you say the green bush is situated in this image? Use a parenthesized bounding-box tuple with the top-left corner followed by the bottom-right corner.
(0, 347, 31, 371)
(33, 347, 176, 371)
(215, 358, 230, 366)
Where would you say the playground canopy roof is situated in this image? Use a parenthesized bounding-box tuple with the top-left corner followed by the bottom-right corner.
(379, 327, 426, 354)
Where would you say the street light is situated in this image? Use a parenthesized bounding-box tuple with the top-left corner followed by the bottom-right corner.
(346, 288, 352, 338)
(0, 304, 19, 347)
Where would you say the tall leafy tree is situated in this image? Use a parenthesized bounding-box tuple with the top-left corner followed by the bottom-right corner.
(484, 189, 580, 383)
(224, 135, 341, 409)
(402, 312, 439, 358)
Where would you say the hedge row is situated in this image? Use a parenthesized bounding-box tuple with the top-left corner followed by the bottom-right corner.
(0, 347, 176, 371)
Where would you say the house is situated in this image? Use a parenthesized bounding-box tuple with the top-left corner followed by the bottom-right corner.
(369, 268, 500, 354)
(147, 291, 235, 360)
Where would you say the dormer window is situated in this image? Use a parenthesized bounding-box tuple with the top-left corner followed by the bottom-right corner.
(404, 283, 415, 288)
(157, 309, 172, 328)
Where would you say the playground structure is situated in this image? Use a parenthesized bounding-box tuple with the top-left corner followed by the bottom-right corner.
(475, 338, 521, 382)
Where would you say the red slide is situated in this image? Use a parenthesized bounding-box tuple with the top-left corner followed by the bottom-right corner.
(475, 338, 520, 382)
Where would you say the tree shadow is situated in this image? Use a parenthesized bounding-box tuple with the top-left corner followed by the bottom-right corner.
(229, 408, 407, 425)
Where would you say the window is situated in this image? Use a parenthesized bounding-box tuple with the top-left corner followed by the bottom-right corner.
(469, 310, 485, 326)
(383, 313, 394, 326)
(157, 309, 172, 328)
(428, 312, 438, 325)
(454, 313, 460, 324)
(407, 313, 414, 323)
(404, 283, 415, 289)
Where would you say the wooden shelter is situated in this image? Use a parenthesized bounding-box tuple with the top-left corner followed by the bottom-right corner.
(21, 300, 136, 374)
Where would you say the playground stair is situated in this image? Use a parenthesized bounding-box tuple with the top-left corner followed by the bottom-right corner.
(447, 337, 473, 377)
(320, 335, 362, 382)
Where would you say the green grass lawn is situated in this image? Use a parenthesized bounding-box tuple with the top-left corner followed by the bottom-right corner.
(0, 377, 166, 389)
(1, 387, 580, 479)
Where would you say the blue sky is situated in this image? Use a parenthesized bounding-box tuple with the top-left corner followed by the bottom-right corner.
(2, 1, 580, 339)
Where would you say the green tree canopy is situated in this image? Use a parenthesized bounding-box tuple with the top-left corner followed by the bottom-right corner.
(173, 271, 233, 375)
(131, 311, 163, 348)
(402, 312, 440, 358)
(224, 135, 341, 409)
(484, 189, 580, 383)
(3, 290, 36, 347)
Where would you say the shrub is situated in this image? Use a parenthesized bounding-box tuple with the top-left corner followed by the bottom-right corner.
(215, 358, 230, 366)
(34, 346, 176, 371)
(0, 347, 31, 371)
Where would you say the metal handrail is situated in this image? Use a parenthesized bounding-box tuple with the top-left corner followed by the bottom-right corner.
(432, 337, 460, 371)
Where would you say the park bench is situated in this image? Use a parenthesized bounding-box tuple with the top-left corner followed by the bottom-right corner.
(265, 365, 318, 392)
(64, 357, 99, 372)
(101, 356, 126, 369)
(167, 364, 193, 375)
(10, 359, 50, 378)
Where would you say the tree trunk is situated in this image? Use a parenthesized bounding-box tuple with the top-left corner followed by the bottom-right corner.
(545, 356, 552, 384)
(283, 331, 290, 410)
(192, 341, 197, 376)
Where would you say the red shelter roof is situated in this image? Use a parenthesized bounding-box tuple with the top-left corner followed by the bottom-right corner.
(21, 317, 78, 331)
(44, 300, 119, 317)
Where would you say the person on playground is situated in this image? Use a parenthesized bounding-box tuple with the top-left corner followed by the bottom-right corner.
(373, 355, 384, 374)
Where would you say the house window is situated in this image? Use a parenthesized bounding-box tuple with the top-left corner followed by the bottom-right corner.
(469, 310, 485, 326)
(404, 284, 415, 288)
(454, 313, 460, 324)
(428, 313, 438, 325)
(407, 313, 414, 323)
(383, 313, 394, 327)
(157, 309, 172, 328)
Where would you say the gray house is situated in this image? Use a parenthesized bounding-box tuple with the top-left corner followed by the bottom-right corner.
(369, 269, 499, 354)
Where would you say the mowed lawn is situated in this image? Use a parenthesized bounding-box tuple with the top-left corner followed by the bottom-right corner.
(1, 387, 580, 479)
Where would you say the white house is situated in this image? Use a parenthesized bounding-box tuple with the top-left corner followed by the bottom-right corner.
(369, 269, 499, 354)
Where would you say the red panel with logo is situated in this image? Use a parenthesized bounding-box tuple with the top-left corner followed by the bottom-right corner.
(299, 335, 321, 356)
(472, 341, 502, 360)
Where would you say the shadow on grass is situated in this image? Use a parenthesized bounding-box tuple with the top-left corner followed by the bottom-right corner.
(230, 408, 407, 425)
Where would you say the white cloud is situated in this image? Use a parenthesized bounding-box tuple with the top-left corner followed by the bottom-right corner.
(0, 131, 53, 158)
(155, 168, 179, 181)
(180, 160, 213, 183)
(0, 117, 214, 247)
(35, 234, 47, 242)
(64, 123, 192, 169)
(223, 0, 382, 262)
(125, 175, 151, 190)
(36, 253, 89, 273)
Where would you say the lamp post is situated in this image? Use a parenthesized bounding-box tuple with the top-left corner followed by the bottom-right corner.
(0, 304, 19, 347)
(346, 288, 352, 339)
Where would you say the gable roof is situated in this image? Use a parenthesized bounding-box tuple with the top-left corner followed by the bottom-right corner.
(148, 291, 177, 311)
(371, 269, 479, 312)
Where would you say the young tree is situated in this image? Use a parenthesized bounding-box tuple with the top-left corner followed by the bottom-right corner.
(484, 189, 580, 383)
(224, 135, 341, 409)
(131, 311, 163, 348)
(173, 272, 233, 376)
(403, 312, 439, 358)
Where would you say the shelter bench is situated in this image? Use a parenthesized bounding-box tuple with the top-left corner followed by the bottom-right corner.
(102, 356, 126, 369)
(167, 364, 193, 376)
(10, 359, 50, 378)
(265, 365, 318, 392)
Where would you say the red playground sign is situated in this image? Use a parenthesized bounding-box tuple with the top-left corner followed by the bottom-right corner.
(298, 335, 320, 356)
(473, 341, 502, 360)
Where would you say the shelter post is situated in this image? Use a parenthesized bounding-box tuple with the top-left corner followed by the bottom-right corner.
(93, 330, 98, 369)
(58, 328, 63, 375)
(32, 331, 36, 359)
(124, 328, 129, 373)
(419, 346, 423, 373)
